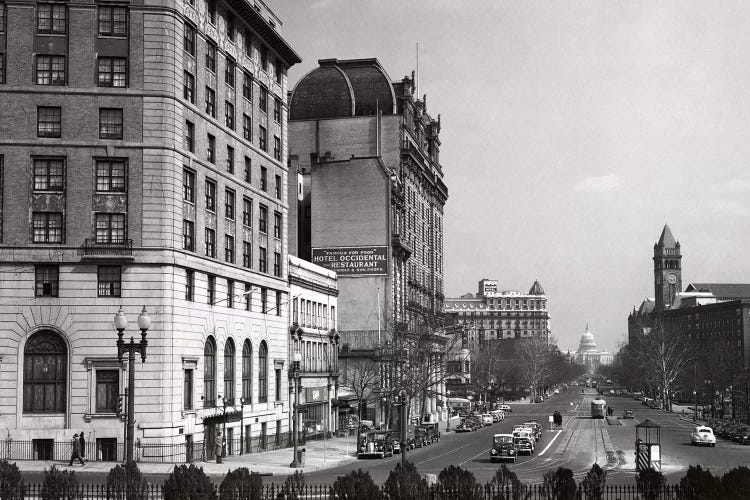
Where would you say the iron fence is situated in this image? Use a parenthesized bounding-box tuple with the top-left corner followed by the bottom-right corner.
(5, 483, 702, 500)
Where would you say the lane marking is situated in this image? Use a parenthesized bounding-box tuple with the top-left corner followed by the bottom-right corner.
(459, 447, 491, 466)
(537, 430, 562, 456)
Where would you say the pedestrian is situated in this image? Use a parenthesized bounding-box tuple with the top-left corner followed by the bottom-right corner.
(79, 432, 86, 463)
(68, 433, 85, 466)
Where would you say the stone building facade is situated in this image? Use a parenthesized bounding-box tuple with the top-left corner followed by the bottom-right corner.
(0, 0, 299, 461)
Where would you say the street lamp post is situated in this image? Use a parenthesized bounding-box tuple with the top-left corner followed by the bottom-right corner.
(446, 390, 451, 432)
(290, 349, 302, 468)
(114, 306, 151, 465)
(239, 396, 247, 455)
(692, 390, 697, 422)
(399, 389, 408, 469)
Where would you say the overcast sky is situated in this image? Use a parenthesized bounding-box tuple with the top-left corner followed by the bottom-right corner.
(273, 0, 750, 353)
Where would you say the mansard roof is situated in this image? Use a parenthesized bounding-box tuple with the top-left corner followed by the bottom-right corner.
(684, 283, 750, 301)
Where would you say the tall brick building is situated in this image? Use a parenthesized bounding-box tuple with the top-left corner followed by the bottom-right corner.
(287, 58, 451, 423)
(0, 0, 299, 460)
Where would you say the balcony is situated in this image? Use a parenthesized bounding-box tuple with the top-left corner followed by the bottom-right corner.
(81, 239, 134, 262)
(391, 233, 413, 260)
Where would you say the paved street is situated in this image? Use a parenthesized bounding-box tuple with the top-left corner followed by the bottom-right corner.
(17, 386, 749, 486)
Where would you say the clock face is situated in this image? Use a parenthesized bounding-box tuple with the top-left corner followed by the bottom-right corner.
(667, 273, 677, 285)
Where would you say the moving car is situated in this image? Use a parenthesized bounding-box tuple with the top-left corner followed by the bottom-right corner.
(523, 420, 543, 441)
(499, 404, 512, 413)
(690, 426, 716, 447)
(490, 434, 517, 463)
(733, 426, 750, 445)
(358, 430, 394, 458)
(623, 410, 634, 419)
(513, 430, 535, 455)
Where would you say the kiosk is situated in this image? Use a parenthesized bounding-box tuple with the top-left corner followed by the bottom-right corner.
(635, 419, 661, 472)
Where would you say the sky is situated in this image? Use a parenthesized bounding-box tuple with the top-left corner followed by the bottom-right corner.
(272, 0, 750, 353)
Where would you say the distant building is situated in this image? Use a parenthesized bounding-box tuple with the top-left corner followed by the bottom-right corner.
(570, 325, 613, 373)
(444, 279, 551, 347)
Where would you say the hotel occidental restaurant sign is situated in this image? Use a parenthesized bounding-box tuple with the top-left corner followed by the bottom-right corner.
(311, 246, 389, 276)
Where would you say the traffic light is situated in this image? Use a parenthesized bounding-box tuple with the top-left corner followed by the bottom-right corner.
(115, 395, 124, 417)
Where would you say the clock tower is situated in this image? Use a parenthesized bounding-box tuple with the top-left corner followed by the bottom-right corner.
(653, 224, 682, 312)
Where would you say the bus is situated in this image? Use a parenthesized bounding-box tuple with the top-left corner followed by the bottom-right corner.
(591, 398, 607, 418)
(448, 398, 472, 415)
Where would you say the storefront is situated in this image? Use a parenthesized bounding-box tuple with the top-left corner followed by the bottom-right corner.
(299, 386, 329, 440)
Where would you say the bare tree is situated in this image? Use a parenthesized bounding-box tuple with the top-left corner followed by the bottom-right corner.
(640, 322, 694, 412)
(518, 335, 551, 402)
(340, 358, 381, 428)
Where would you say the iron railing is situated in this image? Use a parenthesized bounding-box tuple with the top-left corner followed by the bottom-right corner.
(82, 238, 133, 256)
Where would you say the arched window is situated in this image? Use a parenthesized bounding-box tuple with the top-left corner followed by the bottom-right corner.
(258, 341, 268, 403)
(23, 330, 67, 413)
(204, 337, 216, 408)
(242, 340, 252, 402)
(224, 338, 235, 404)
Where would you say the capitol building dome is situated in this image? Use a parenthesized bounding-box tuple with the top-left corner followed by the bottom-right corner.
(571, 324, 613, 373)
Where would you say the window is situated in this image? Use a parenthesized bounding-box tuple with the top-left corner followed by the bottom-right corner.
(183, 169, 195, 202)
(97, 265, 121, 297)
(94, 369, 119, 413)
(98, 6, 127, 36)
(242, 340, 252, 401)
(223, 339, 235, 404)
(37, 107, 61, 138)
(205, 179, 216, 211)
(205, 228, 216, 257)
(258, 246, 267, 273)
(183, 71, 195, 103)
(273, 252, 281, 277)
(35, 265, 59, 297)
(207, 275, 215, 304)
(226, 279, 234, 307)
(274, 174, 281, 199)
(225, 234, 234, 263)
(244, 30, 252, 56)
(36, 55, 65, 85)
(275, 59, 283, 85)
(242, 115, 252, 141)
(183, 369, 193, 410)
(185, 120, 195, 152)
(258, 204, 267, 233)
(273, 211, 281, 238)
(0, 3, 6, 33)
(226, 146, 234, 173)
(225, 56, 235, 87)
(243, 72, 252, 100)
(260, 46, 268, 72)
(260, 287, 267, 313)
(259, 126, 267, 151)
(205, 87, 216, 117)
(225, 189, 235, 219)
(0, 54, 4, 84)
(258, 341, 267, 403)
(244, 157, 252, 182)
(207, 134, 215, 163)
(204, 40, 217, 71)
(242, 241, 251, 268)
(99, 108, 123, 139)
(95, 160, 126, 193)
(184, 23, 196, 56)
(32, 212, 63, 243)
(95, 213, 126, 243)
(260, 166, 267, 191)
(185, 269, 194, 301)
(259, 85, 267, 112)
(23, 331, 66, 413)
(225, 101, 234, 129)
(183, 220, 195, 251)
(98, 57, 127, 87)
(204, 337, 216, 407)
(33, 158, 64, 191)
(275, 291, 282, 317)
(37, 3, 66, 34)
(226, 13, 235, 41)
(207, 0, 216, 24)
(273, 98, 281, 122)
(242, 197, 252, 226)
(274, 368, 281, 402)
(273, 136, 281, 161)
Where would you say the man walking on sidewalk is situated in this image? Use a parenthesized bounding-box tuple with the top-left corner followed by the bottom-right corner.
(68, 433, 85, 466)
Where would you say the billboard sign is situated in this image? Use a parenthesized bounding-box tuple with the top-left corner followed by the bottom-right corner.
(311, 246, 389, 276)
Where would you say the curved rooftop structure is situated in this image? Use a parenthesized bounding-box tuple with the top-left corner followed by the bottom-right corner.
(528, 280, 545, 295)
(578, 325, 598, 352)
(290, 58, 396, 121)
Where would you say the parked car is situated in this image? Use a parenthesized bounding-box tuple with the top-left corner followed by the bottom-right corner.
(554, 389, 560, 394)
(534, 396, 544, 403)
(454, 420, 472, 432)
(690, 426, 716, 447)
(414, 426, 431, 447)
(523, 420, 543, 441)
(358, 430, 394, 458)
(465, 415, 484, 431)
(499, 404, 512, 413)
(732, 426, 750, 445)
(623, 410, 634, 419)
(482, 414, 494, 426)
(490, 434, 517, 463)
(513, 430, 535, 455)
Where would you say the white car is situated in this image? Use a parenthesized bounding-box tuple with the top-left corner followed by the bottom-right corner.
(499, 404, 512, 413)
(482, 413, 494, 426)
(691, 426, 716, 447)
(554, 389, 560, 394)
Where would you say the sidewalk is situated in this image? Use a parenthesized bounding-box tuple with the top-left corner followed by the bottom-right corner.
(13, 435, 359, 478)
